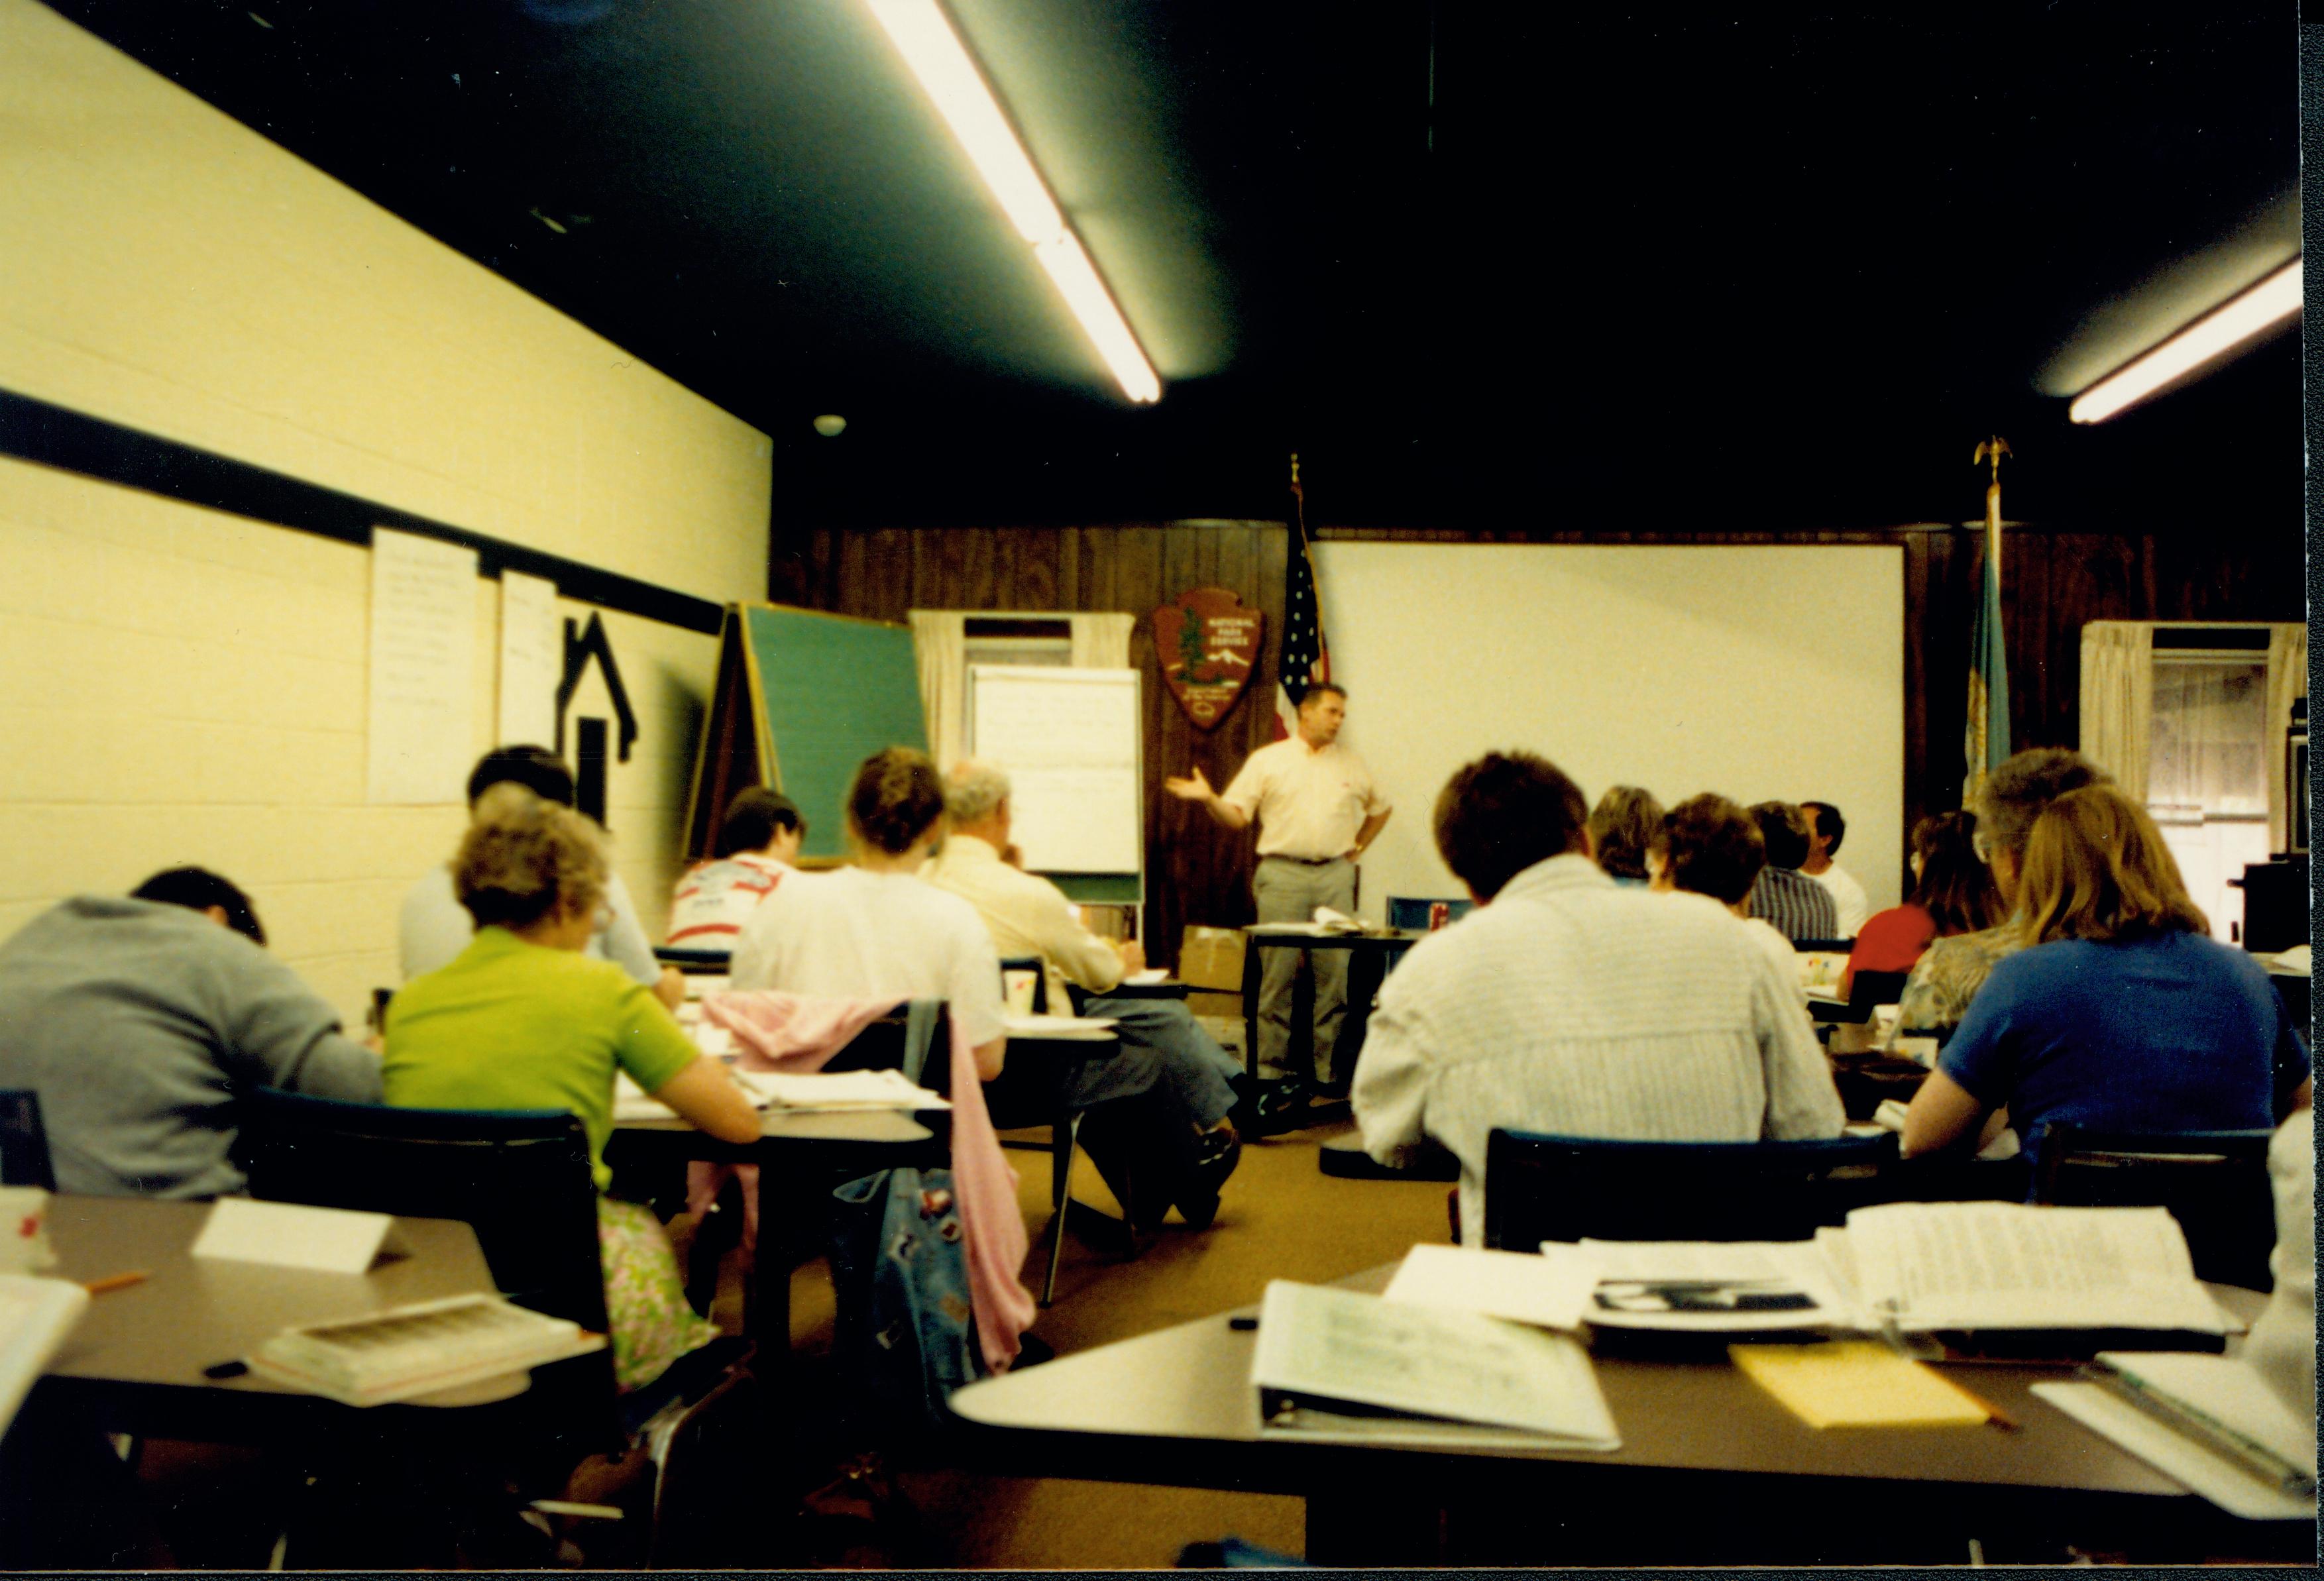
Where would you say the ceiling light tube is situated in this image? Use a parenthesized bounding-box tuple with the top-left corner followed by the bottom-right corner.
(2069, 257, 2301, 424)
(865, 0, 1160, 404)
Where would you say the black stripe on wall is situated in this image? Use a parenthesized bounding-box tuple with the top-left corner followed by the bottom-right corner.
(0, 387, 726, 635)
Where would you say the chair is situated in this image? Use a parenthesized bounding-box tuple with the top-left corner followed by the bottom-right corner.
(1481, 1128, 1898, 1251)
(989, 962, 1112, 1307)
(1848, 968, 1910, 1012)
(2034, 1124, 2278, 1291)
(237, 1090, 757, 1565)
(0, 1091, 54, 1191)
(1792, 937, 1857, 954)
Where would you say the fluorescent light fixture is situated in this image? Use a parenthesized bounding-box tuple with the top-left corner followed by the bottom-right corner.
(2069, 258, 2301, 424)
(865, 0, 1161, 404)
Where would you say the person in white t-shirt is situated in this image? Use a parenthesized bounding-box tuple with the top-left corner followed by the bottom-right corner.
(666, 789, 804, 953)
(1651, 792, 1806, 998)
(1800, 800, 1871, 938)
(729, 749, 1006, 1081)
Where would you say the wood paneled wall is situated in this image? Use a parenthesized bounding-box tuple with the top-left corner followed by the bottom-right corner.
(777, 523, 1292, 960)
(777, 521, 2303, 963)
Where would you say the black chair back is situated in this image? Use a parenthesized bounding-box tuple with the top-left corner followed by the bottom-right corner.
(1848, 969, 1911, 1010)
(1482, 1129, 1898, 1250)
(239, 1089, 609, 1331)
(2035, 1124, 2278, 1291)
(816, 1003, 953, 1093)
(1792, 938, 1856, 954)
(0, 1091, 55, 1191)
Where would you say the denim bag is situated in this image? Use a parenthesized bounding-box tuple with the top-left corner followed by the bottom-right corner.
(826, 1000, 983, 1429)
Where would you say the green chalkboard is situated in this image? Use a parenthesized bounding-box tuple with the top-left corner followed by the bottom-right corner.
(742, 604, 927, 861)
(683, 604, 929, 862)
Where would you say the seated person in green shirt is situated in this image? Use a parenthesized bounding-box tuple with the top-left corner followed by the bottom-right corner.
(384, 786, 759, 1391)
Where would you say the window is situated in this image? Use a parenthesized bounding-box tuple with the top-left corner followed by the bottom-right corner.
(2148, 652, 2270, 944)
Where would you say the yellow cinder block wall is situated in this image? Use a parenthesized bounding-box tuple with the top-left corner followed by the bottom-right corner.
(0, 1, 771, 1025)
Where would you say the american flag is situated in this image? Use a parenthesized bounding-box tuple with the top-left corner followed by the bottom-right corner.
(1274, 457, 1329, 739)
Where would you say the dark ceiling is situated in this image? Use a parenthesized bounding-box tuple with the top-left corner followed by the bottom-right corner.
(41, 0, 2302, 537)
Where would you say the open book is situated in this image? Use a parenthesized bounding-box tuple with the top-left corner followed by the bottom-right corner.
(1838, 1201, 2238, 1340)
(248, 1293, 605, 1407)
(1250, 1280, 1619, 1449)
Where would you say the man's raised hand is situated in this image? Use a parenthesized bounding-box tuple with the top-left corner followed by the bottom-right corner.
(1162, 767, 1215, 802)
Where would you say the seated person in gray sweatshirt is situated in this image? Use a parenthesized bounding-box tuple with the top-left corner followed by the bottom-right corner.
(0, 867, 381, 1199)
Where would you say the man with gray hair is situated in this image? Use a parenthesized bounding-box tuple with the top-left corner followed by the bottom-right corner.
(926, 761, 1244, 1230)
(1897, 747, 2113, 1038)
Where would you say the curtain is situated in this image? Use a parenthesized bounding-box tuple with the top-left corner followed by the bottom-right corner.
(2078, 621, 2154, 804)
(910, 610, 1137, 771)
(908, 610, 969, 773)
(2265, 623, 2308, 851)
(1068, 612, 1136, 670)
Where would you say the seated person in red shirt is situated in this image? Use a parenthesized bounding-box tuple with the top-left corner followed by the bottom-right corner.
(1841, 810, 2001, 998)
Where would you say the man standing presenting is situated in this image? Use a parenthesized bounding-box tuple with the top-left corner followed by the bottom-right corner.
(1165, 683, 1391, 1099)
(1799, 800, 1871, 938)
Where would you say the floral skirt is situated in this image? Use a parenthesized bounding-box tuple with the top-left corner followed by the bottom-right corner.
(596, 1196, 721, 1391)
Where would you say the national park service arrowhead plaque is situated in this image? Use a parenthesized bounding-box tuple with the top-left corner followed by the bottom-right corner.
(1153, 587, 1262, 730)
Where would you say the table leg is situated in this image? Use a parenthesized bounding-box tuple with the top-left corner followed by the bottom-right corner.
(1303, 1484, 1442, 1567)
(1239, 939, 1262, 1086)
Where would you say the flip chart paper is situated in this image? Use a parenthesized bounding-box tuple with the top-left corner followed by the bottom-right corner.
(367, 528, 477, 804)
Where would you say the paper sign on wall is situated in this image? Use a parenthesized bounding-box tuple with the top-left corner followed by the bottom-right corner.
(366, 527, 478, 804)
(497, 570, 561, 748)
(190, 1197, 393, 1275)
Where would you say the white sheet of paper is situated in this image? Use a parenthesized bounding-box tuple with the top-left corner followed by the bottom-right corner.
(496, 569, 560, 747)
(1382, 1244, 1597, 1331)
(366, 528, 478, 804)
(192, 1197, 392, 1275)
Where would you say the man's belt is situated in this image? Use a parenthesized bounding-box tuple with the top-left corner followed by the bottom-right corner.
(1261, 852, 1344, 865)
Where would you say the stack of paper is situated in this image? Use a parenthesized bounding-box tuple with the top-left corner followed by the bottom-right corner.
(1840, 1202, 2237, 1337)
(1252, 1280, 1619, 1448)
(1002, 1012, 1120, 1041)
(1732, 1340, 1994, 1428)
(614, 1065, 945, 1120)
(1380, 1243, 1598, 1329)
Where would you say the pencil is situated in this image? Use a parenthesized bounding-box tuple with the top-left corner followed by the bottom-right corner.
(81, 1271, 148, 1296)
(1946, 1376, 2020, 1431)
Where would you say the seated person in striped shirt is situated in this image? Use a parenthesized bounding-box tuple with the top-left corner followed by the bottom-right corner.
(1745, 801, 1840, 942)
(665, 788, 804, 953)
(1353, 752, 1844, 1245)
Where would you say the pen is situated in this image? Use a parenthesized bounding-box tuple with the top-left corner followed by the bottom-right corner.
(81, 1271, 148, 1296)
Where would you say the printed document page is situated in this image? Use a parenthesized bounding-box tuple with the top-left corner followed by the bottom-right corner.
(1844, 1203, 2234, 1333)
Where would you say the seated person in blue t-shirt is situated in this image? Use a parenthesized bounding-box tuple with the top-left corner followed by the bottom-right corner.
(1902, 784, 2311, 1181)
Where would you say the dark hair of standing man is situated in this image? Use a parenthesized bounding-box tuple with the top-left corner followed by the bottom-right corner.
(1800, 800, 1846, 857)
(1432, 751, 1590, 902)
(131, 867, 267, 946)
(465, 745, 577, 810)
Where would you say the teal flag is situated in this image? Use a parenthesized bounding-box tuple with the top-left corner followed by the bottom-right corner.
(1964, 533, 2010, 797)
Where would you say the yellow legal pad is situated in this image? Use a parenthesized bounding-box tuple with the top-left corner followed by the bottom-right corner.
(1730, 1341, 1993, 1429)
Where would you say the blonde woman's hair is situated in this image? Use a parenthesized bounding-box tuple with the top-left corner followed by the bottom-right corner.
(453, 786, 608, 931)
(2017, 784, 2207, 945)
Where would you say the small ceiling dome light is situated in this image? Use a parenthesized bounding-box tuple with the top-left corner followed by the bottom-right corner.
(813, 414, 848, 437)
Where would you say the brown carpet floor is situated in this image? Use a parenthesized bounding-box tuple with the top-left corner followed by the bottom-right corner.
(780, 1115, 1456, 1570)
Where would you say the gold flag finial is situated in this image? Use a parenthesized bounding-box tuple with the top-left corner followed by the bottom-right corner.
(1973, 435, 2011, 482)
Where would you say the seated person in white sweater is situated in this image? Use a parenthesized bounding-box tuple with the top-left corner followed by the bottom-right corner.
(399, 745, 684, 1010)
(1353, 752, 1843, 1245)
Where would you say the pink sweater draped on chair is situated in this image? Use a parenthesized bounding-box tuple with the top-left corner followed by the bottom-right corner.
(695, 990, 1036, 1372)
